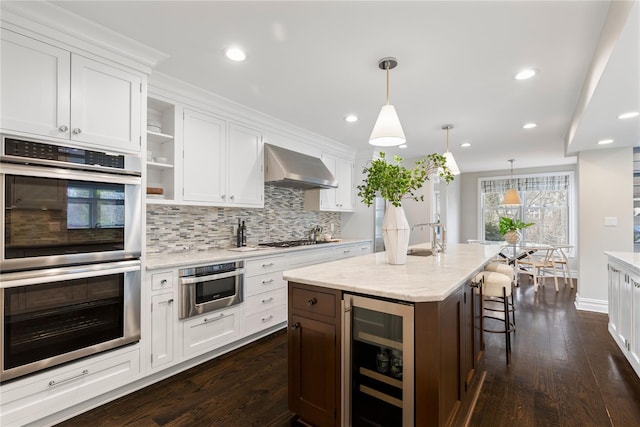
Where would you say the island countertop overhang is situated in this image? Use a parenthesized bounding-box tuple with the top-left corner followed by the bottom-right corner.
(283, 242, 502, 302)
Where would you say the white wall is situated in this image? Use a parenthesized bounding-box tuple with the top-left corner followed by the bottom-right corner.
(576, 147, 633, 313)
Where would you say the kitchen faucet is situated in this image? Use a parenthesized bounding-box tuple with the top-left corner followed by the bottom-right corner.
(411, 222, 447, 253)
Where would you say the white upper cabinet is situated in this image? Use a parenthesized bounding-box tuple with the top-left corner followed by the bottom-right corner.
(182, 109, 264, 207)
(227, 122, 264, 207)
(69, 55, 141, 153)
(1, 29, 70, 139)
(304, 152, 355, 212)
(1, 29, 142, 154)
(183, 109, 226, 204)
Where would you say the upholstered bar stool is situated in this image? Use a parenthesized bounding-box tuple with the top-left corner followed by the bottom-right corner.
(474, 270, 516, 365)
(484, 263, 516, 325)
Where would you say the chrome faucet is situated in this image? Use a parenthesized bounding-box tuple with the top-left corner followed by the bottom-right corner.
(411, 222, 447, 253)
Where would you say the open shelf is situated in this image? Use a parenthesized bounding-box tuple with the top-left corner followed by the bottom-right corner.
(146, 130, 173, 144)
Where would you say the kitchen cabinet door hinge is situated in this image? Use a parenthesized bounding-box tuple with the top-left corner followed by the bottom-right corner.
(140, 82, 143, 93)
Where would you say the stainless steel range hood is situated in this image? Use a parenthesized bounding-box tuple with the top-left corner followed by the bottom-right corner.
(264, 144, 338, 189)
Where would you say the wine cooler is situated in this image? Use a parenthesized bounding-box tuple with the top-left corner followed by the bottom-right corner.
(342, 294, 414, 426)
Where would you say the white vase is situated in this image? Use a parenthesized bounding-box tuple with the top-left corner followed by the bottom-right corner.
(382, 204, 410, 265)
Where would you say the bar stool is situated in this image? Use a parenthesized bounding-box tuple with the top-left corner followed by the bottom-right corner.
(474, 270, 516, 365)
(484, 263, 516, 325)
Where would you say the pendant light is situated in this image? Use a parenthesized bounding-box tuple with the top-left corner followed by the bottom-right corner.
(369, 57, 406, 147)
(502, 159, 522, 205)
(441, 124, 460, 175)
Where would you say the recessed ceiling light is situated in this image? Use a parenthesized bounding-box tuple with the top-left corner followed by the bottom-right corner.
(224, 47, 246, 62)
(460, 142, 471, 148)
(515, 69, 536, 80)
(598, 139, 614, 145)
(398, 144, 407, 149)
(345, 114, 358, 123)
(522, 123, 537, 129)
(618, 111, 639, 119)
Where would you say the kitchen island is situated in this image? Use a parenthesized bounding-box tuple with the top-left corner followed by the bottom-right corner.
(283, 242, 501, 427)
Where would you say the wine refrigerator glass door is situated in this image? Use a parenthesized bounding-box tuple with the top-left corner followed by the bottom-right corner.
(343, 294, 414, 426)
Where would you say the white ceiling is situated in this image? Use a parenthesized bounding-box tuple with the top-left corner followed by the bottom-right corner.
(44, 0, 639, 172)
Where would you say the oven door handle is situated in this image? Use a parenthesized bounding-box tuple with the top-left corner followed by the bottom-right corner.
(0, 161, 141, 185)
(179, 268, 246, 285)
(0, 259, 141, 288)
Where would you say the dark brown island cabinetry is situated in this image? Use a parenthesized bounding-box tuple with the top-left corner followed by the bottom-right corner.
(288, 279, 484, 427)
(288, 283, 343, 427)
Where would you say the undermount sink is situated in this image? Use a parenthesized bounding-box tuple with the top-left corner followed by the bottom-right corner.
(406, 248, 433, 257)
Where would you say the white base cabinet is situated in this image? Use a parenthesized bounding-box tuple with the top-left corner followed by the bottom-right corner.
(0, 347, 140, 427)
(608, 259, 640, 378)
(244, 255, 288, 336)
(182, 305, 244, 357)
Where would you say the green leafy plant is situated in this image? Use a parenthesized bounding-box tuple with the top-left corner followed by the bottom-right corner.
(357, 152, 454, 207)
(498, 216, 534, 235)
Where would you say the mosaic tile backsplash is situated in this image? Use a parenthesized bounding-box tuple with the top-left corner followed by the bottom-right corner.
(146, 185, 341, 255)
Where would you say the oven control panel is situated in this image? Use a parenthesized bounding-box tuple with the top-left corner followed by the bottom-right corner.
(4, 138, 125, 169)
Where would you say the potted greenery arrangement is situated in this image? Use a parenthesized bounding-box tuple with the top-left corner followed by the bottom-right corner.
(357, 152, 454, 264)
(499, 216, 534, 244)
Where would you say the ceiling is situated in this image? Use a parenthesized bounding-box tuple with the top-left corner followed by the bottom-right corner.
(41, 1, 640, 172)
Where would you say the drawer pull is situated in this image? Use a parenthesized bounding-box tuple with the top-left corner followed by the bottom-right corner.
(203, 313, 225, 323)
(291, 322, 301, 329)
(49, 369, 89, 387)
(261, 315, 275, 323)
(168, 299, 174, 304)
(262, 297, 275, 304)
(262, 279, 275, 285)
(307, 297, 318, 306)
(262, 263, 275, 267)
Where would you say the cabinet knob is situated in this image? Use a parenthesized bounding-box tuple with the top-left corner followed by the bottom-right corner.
(161, 279, 168, 285)
(222, 195, 226, 199)
(291, 322, 301, 329)
(73, 128, 82, 135)
(307, 297, 318, 306)
(230, 195, 235, 200)
(168, 299, 174, 304)
(58, 125, 68, 132)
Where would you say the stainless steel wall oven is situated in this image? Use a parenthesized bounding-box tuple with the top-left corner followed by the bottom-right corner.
(1, 260, 141, 382)
(1, 136, 142, 272)
(0, 135, 142, 382)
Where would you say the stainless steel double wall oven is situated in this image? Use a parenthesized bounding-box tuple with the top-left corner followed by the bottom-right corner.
(0, 135, 142, 382)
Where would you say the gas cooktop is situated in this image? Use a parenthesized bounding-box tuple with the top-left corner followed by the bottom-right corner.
(258, 239, 329, 248)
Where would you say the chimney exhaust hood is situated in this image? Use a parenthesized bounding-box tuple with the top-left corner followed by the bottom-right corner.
(264, 144, 338, 189)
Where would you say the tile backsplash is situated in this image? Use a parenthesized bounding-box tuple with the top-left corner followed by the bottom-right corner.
(146, 185, 341, 255)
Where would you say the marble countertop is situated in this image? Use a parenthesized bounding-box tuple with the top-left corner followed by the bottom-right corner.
(146, 239, 371, 270)
(605, 251, 640, 273)
(283, 242, 502, 302)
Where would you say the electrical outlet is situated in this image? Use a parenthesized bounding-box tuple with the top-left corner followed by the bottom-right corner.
(604, 216, 617, 226)
(330, 223, 335, 232)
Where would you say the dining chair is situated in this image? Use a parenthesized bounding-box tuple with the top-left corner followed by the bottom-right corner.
(516, 247, 559, 292)
(551, 245, 574, 288)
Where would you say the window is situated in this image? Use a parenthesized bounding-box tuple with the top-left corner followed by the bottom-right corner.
(67, 182, 125, 229)
(479, 172, 574, 245)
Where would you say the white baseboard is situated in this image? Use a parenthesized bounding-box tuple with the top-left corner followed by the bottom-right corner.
(574, 294, 608, 313)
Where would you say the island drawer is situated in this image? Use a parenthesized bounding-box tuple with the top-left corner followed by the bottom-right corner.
(291, 286, 337, 318)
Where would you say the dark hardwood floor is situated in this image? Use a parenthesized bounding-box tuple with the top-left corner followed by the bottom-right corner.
(57, 277, 640, 427)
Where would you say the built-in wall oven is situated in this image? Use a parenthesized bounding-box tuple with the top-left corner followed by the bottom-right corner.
(0, 135, 142, 382)
(0, 260, 141, 382)
(179, 261, 244, 319)
(1, 136, 141, 271)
